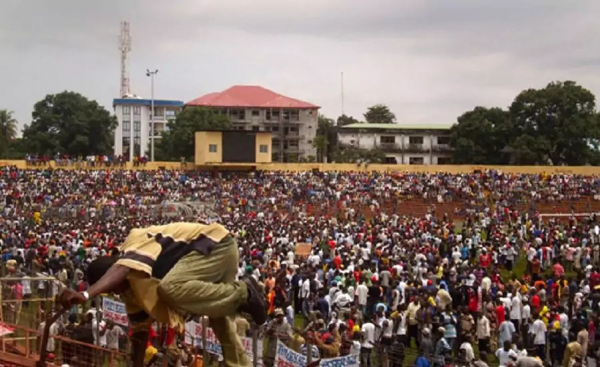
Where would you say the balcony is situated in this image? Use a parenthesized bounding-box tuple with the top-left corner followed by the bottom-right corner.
(405, 144, 428, 153)
(378, 142, 403, 153)
(432, 144, 453, 153)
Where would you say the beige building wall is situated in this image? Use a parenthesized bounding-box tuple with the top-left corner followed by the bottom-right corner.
(255, 132, 272, 163)
(194, 132, 223, 164)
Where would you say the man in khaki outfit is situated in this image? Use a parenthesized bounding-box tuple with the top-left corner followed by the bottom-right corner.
(58, 222, 266, 367)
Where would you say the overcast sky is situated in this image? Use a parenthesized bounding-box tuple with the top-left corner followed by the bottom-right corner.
(2, 0, 600, 131)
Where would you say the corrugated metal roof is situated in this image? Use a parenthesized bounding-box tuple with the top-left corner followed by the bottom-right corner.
(186, 85, 320, 109)
(341, 123, 451, 130)
(113, 98, 184, 107)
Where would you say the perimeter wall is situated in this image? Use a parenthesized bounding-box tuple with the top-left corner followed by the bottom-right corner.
(1, 160, 600, 174)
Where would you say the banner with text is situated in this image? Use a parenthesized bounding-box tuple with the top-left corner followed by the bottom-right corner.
(275, 341, 359, 367)
(184, 320, 263, 366)
(101, 297, 129, 326)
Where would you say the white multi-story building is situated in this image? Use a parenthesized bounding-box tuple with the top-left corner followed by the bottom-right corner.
(337, 123, 453, 165)
(186, 85, 319, 162)
(113, 97, 184, 160)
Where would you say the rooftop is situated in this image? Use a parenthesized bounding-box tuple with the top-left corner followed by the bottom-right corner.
(113, 98, 184, 107)
(341, 123, 451, 130)
(186, 85, 320, 109)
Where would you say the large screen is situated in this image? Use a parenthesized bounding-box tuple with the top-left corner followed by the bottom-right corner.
(222, 131, 257, 163)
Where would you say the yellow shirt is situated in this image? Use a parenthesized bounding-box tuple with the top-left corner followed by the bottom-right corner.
(117, 222, 230, 332)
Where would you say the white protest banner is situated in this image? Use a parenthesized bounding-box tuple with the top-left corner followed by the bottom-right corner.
(101, 297, 128, 326)
(274, 340, 360, 367)
(319, 354, 360, 367)
(184, 321, 263, 366)
(275, 341, 306, 367)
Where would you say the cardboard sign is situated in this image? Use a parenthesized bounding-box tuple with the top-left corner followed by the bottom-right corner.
(294, 243, 312, 257)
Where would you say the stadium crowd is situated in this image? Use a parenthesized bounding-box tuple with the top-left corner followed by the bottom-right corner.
(1, 166, 600, 367)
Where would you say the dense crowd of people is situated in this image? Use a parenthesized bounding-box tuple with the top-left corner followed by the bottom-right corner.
(2, 166, 600, 367)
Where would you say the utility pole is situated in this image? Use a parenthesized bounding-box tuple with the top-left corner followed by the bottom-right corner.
(146, 69, 158, 161)
(341, 71, 345, 116)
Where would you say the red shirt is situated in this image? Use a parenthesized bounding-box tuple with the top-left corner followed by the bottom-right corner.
(480, 254, 491, 268)
(495, 305, 505, 325)
(333, 256, 342, 270)
(531, 294, 540, 311)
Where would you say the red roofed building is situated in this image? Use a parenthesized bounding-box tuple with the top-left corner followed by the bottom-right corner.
(187, 86, 319, 162)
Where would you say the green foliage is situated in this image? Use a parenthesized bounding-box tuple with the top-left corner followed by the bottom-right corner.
(450, 81, 600, 165)
(336, 114, 360, 127)
(450, 107, 511, 164)
(22, 92, 117, 156)
(0, 110, 18, 158)
(316, 115, 338, 162)
(312, 135, 329, 163)
(155, 107, 232, 161)
(331, 145, 386, 163)
(364, 104, 396, 124)
(508, 81, 600, 165)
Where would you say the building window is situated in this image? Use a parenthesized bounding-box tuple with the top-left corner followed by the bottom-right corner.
(252, 110, 260, 116)
(437, 157, 452, 164)
(259, 144, 268, 153)
(437, 136, 450, 145)
(133, 137, 141, 146)
(290, 110, 299, 121)
(381, 136, 395, 144)
(165, 109, 177, 117)
(209, 144, 218, 153)
(134, 122, 140, 131)
(122, 106, 131, 115)
(384, 157, 397, 164)
(409, 136, 424, 145)
(230, 109, 245, 120)
(122, 121, 131, 132)
(133, 106, 141, 115)
(409, 157, 424, 165)
(252, 126, 260, 131)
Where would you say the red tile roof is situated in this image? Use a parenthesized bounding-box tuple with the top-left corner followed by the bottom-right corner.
(186, 85, 320, 109)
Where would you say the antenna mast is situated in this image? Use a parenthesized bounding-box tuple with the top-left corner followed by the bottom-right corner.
(119, 21, 132, 97)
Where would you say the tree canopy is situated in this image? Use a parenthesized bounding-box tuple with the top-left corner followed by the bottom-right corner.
(364, 104, 396, 124)
(155, 107, 232, 161)
(336, 114, 360, 127)
(0, 110, 18, 158)
(22, 92, 117, 156)
(450, 81, 600, 165)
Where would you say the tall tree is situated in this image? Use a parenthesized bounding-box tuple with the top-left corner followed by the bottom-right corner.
(364, 104, 396, 124)
(336, 114, 360, 127)
(0, 110, 18, 158)
(315, 115, 337, 162)
(312, 135, 329, 163)
(449, 107, 511, 164)
(508, 81, 600, 165)
(22, 92, 117, 156)
(155, 107, 232, 161)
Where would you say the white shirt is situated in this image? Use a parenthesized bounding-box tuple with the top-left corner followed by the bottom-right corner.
(531, 319, 547, 345)
(92, 320, 107, 346)
(356, 284, 369, 306)
(361, 323, 375, 349)
(460, 342, 475, 362)
(496, 348, 518, 367)
(106, 326, 124, 349)
(510, 296, 522, 320)
(522, 305, 531, 321)
(38, 322, 59, 352)
(299, 279, 311, 299)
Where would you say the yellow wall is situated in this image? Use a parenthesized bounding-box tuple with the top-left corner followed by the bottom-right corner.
(255, 132, 272, 163)
(194, 132, 222, 164)
(4, 159, 600, 175)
